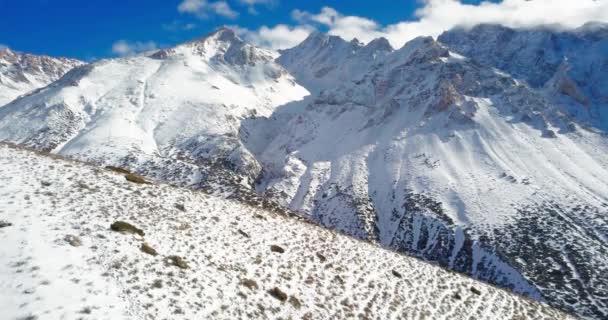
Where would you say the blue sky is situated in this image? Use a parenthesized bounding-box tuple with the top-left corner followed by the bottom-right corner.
(0, 0, 420, 59)
(0, 0, 605, 60)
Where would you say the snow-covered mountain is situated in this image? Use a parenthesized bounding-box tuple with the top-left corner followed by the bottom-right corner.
(0, 143, 574, 320)
(246, 26, 608, 319)
(277, 32, 393, 93)
(0, 48, 83, 106)
(0, 28, 308, 188)
(439, 23, 608, 129)
(0, 25, 607, 319)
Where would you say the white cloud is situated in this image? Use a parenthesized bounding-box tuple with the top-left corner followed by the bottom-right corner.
(163, 21, 197, 32)
(184, 23, 197, 30)
(238, 0, 277, 15)
(293, 0, 608, 48)
(233, 24, 314, 50)
(239, 0, 274, 4)
(292, 7, 384, 43)
(111, 40, 158, 57)
(178, 0, 238, 19)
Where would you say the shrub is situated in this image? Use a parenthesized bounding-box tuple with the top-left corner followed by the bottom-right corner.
(270, 245, 285, 254)
(315, 252, 327, 262)
(124, 173, 149, 184)
(110, 221, 145, 236)
(65, 235, 82, 247)
(268, 287, 288, 302)
(151, 279, 163, 289)
(470, 286, 481, 295)
(141, 243, 158, 256)
(166, 256, 188, 269)
(288, 296, 302, 309)
(240, 279, 258, 290)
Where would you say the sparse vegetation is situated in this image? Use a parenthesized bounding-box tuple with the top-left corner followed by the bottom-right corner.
(64, 235, 82, 247)
(141, 243, 158, 256)
(0, 143, 576, 320)
(151, 279, 163, 289)
(267, 287, 288, 302)
(270, 245, 285, 254)
(124, 173, 148, 184)
(289, 296, 302, 309)
(166, 256, 188, 269)
(240, 279, 258, 290)
(110, 221, 145, 236)
(0, 220, 12, 228)
(316, 252, 327, 262)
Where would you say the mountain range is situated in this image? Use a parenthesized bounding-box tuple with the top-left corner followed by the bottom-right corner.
(0, 23, 607, 319)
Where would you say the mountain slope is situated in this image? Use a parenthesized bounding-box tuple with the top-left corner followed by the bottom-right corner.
(0, 143, 574, 319)
(247, 28, 608, 319)
(0, 48, 83, 106)
(0, 28, 308, 188)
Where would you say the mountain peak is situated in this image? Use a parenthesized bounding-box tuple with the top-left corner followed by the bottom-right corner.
(151, 26, 277, 66)
(205, 26, 241, 43)
(362, 37, 393, 52)
(188, 27, 244, 48)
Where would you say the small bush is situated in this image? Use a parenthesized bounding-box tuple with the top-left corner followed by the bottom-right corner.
(124, 173, 149, 184)
(166, 255, 188, 269)
(240, 279, 258, 290)
(110, 221, 145, 236)
(268, 287, 288, 302)
(65, 235, 82, 247)
(0, 220, 12, 228)
(315, 252, 327, 262)
(288, 296, 302, 309)
(470, 286, 481, 295)
(151, 279, 163, 289)
(141, 243, 158, 256)
(391, 270, 403, 278)
(270, 245, 285, 254)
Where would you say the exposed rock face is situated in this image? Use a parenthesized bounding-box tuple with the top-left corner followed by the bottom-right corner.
(0, 48, 83, 106)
